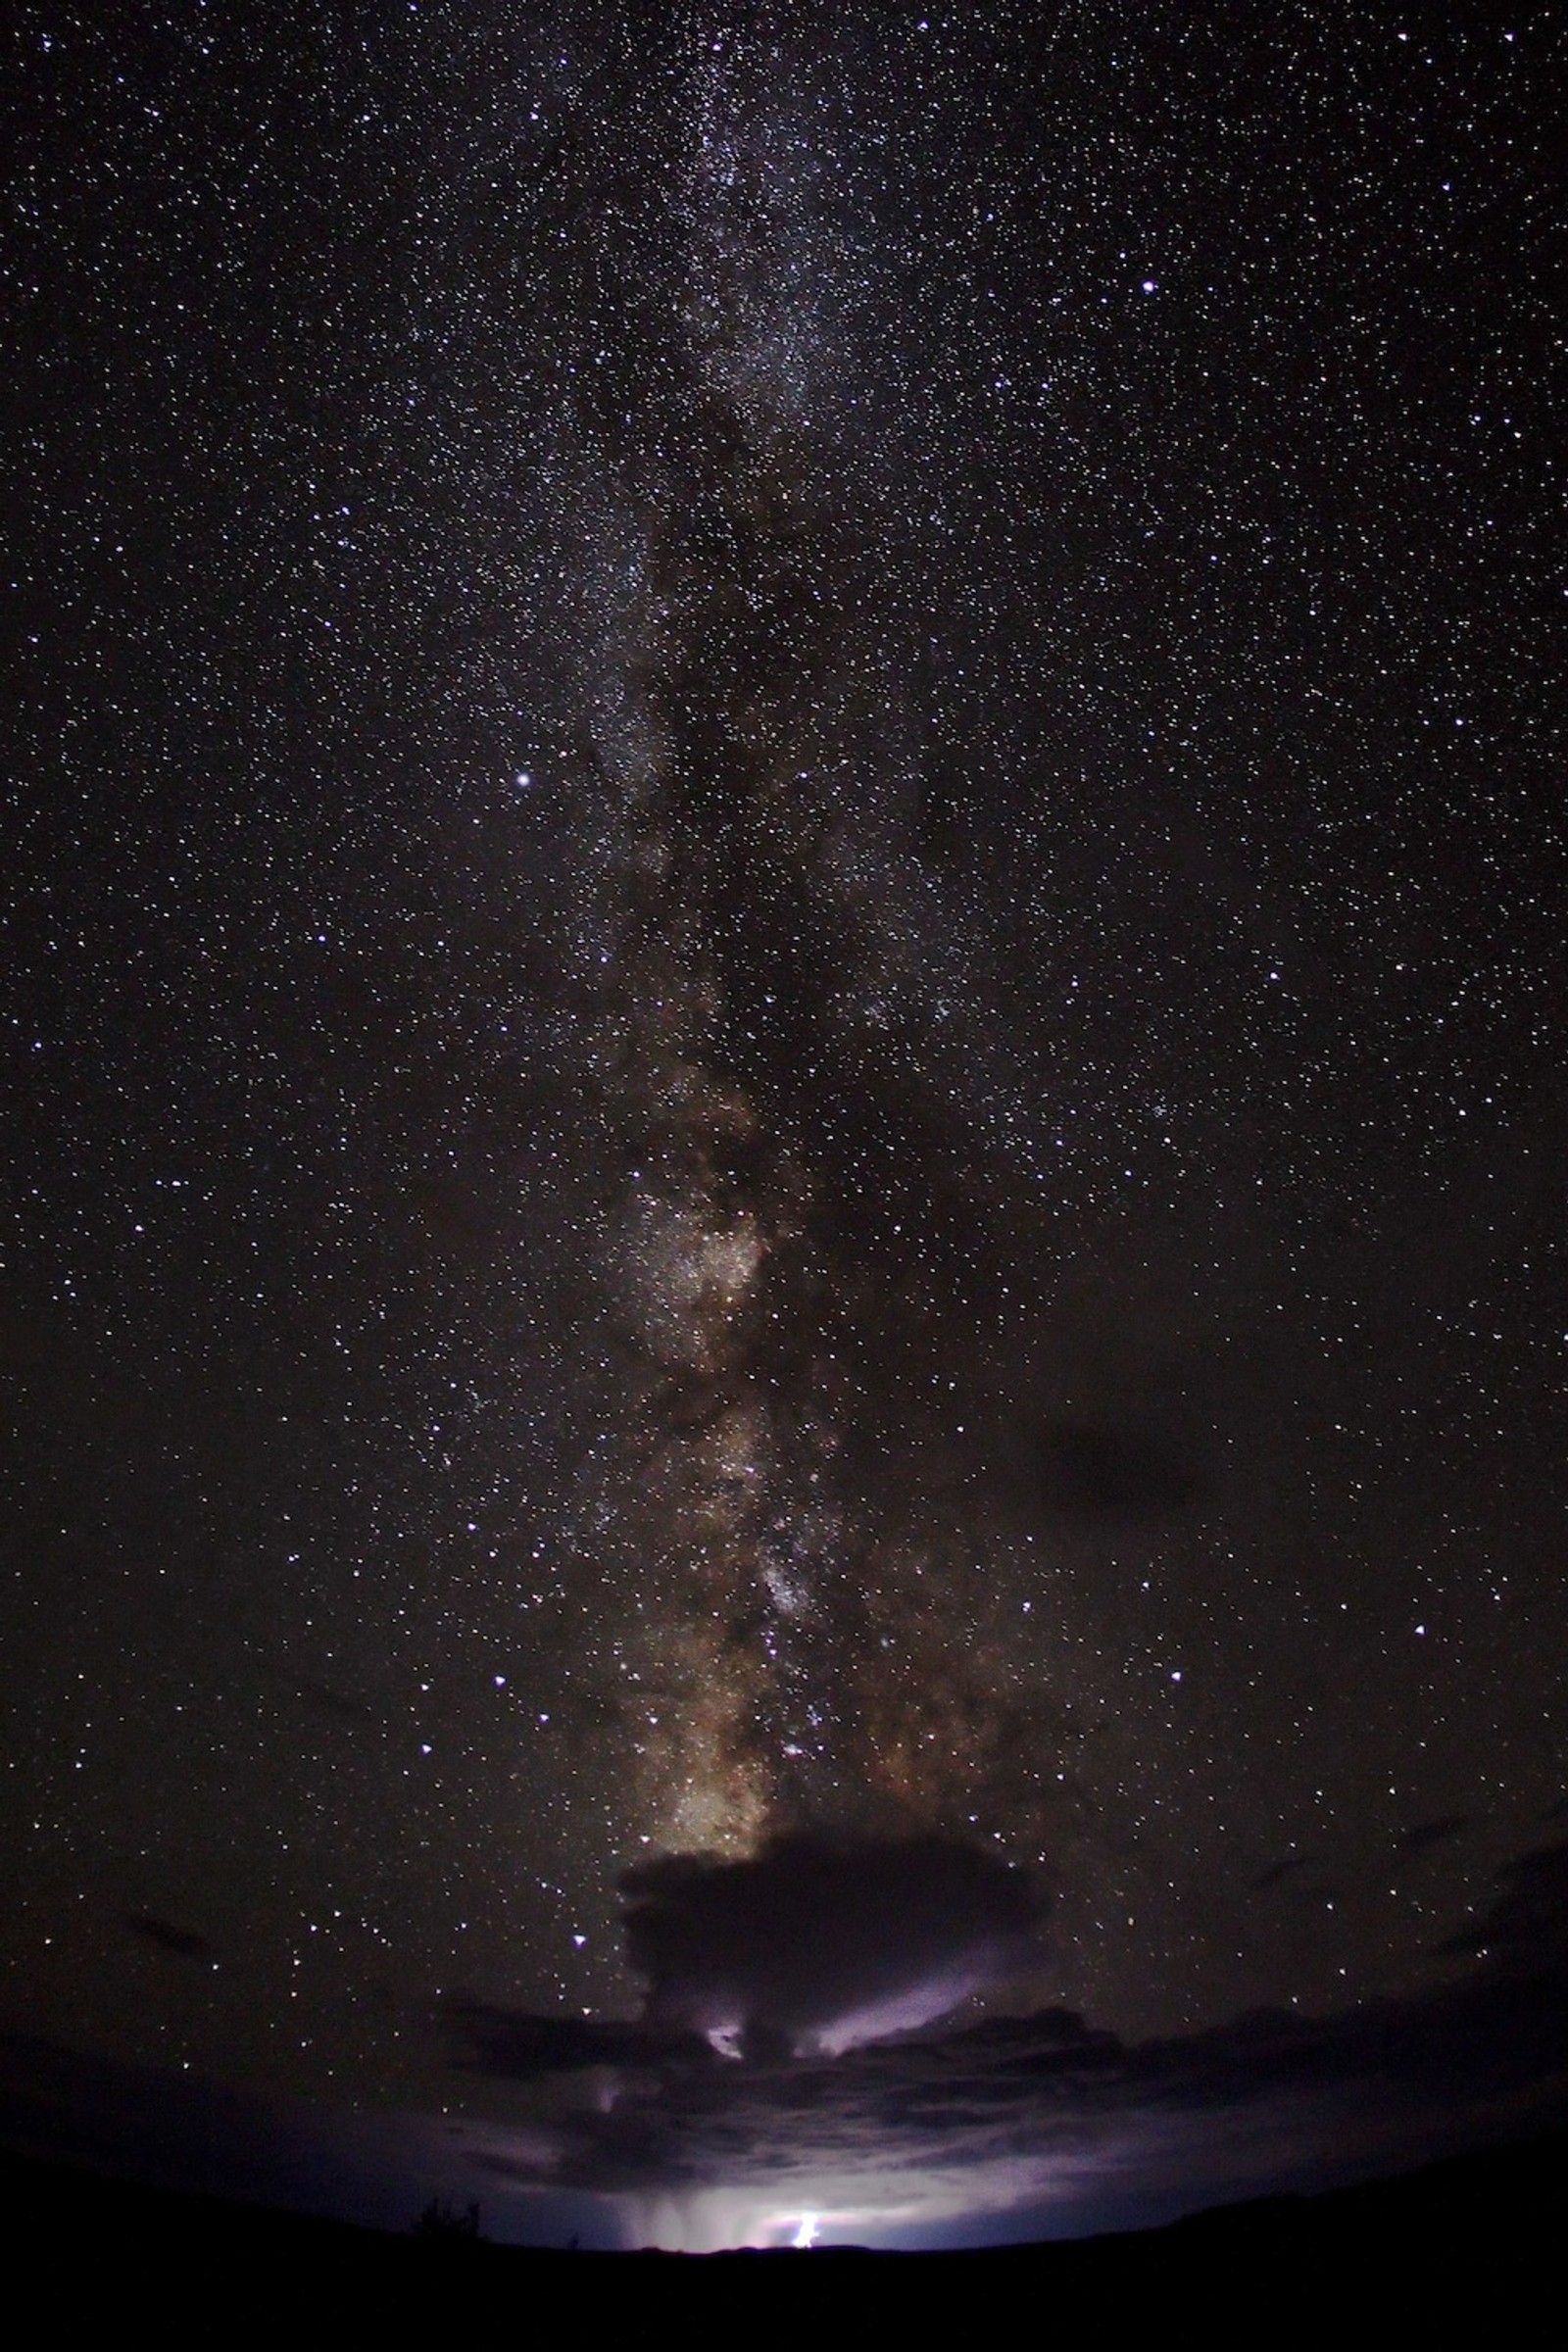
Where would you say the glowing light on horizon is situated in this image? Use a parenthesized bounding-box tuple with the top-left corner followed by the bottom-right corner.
(792, 2212, 820, 2249)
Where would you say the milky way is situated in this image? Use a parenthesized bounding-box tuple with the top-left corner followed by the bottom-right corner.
(564, 34, 1102, 1873)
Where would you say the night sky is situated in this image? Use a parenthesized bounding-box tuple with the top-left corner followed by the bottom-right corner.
(4, 0, 1566, 2248)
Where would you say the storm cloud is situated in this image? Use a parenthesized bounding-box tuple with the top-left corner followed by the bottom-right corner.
(6, 1844, 1567, 2255)
(427, 1837, 1568, 2245)
(621, 1832, 1047, 2057)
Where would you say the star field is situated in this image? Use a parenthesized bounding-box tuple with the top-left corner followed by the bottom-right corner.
(2, 1, 1564, 2128)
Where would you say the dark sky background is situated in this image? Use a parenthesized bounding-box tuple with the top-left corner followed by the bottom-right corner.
(3, 0, 1565, 2249)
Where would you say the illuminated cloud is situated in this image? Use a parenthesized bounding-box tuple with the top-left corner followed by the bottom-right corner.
(622, 1831, 1047, 2056)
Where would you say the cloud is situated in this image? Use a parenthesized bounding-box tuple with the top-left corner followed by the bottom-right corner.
(12, 1844, 1568, 2255)
(1035, 1420, 1200, 1516)
(1249, 1853, 1318, 1892)
(1395, 1815, 1470, 1856)
(121, 1914, 213, 1963)
(1438, 1838, 1568, 1970)
(619, 1832, 1047, 2057)
(432, 1943, 1568, 2248)
(293, 1677, 375, 1725)
(444, 2006, 710, 2077)
(430, 1839, 1568, 2245)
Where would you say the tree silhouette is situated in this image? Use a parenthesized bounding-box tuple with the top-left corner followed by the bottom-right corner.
(414, 2197, 482, 2242)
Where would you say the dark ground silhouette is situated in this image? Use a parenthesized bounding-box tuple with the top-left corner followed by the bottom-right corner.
(1, 2126, 1562, 2339)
